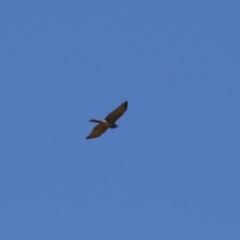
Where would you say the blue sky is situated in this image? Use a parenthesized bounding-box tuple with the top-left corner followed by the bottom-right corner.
(1, 1, 240, 239)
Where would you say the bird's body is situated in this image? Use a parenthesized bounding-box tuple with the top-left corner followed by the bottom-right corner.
(86, 101, 128, 139)
(89, 119, 117, 128)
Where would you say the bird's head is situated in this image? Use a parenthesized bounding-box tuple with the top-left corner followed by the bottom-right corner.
(110, 122, 118, 128)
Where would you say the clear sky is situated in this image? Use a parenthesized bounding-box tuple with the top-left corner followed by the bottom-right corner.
(1, 1, 240, 239)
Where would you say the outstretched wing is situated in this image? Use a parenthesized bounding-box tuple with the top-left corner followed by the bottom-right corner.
(105, 101, 128, 123)
(86, 123, 108, 139)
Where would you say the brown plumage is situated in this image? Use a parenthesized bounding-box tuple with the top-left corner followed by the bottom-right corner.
(86, 101, 128, 139)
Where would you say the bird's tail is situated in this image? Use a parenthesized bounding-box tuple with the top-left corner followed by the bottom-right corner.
(89, 119, 102, 123)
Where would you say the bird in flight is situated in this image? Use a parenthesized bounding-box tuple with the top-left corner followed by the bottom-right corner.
(86, 101, 128, 139)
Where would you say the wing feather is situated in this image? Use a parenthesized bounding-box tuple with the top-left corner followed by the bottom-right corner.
(105, 101, 128, 122)
(86, 123, 108, 139)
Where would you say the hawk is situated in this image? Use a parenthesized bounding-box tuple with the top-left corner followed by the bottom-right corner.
(86, 101, 128, 139)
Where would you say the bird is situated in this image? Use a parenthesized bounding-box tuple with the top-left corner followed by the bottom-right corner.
(86, 101, 128, 139)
